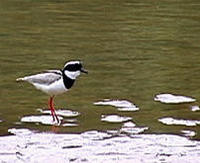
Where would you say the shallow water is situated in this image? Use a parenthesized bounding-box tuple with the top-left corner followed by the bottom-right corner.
(0, 0, 200, 162)
(0, 128, 200, 162)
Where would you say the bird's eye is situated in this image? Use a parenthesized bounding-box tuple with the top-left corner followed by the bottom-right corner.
(65, 64, 82, 71)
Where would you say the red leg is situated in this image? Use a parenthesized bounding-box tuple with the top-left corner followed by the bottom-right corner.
(49, 96, 59, 123)
(49, 97, 55, 121)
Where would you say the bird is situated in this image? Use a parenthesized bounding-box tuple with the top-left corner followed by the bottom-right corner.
(16, 60, 88, 123)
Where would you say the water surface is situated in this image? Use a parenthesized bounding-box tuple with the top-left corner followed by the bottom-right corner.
(0, 0, 200, 161)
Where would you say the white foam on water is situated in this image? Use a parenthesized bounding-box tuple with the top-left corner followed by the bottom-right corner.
(158, 117, 200, 126)
(181, 130, 196, 137)
(190, 105, 200, 112)
(2, 128, 200, 163)
(101, 115, 132, 123)
(94, 99, 139, 111)
(38, 109, 80, 117)
(21, 115, 63, 126)
(154, 94, 196, 104)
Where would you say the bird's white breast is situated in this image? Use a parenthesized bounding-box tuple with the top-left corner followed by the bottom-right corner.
(33, 78, 68, 96)
(64, 70, 80, 80)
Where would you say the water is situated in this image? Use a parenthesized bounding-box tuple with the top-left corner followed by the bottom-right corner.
(0, 0, 200, 162)
(1, 128, 200, 162)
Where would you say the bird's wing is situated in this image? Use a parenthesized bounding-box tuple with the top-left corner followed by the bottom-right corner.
(17, 70, 62, 85)
(43, 70, 62, 75)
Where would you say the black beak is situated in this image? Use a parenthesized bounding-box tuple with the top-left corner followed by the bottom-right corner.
(81, 68, 88, 74)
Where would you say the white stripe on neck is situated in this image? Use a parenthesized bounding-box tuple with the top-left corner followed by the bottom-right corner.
(64, 70, 80, 80)
(64, 61, 80, 68)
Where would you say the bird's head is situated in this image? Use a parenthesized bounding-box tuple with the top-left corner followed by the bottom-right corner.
(63, 61, 88, 79)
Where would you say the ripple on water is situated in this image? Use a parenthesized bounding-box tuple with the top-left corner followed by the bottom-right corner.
(8, 128, 33, 135)
(81, 130, 112, 140)
(181, 130, 196, 137)
(120, 122, 149, 134)
(190, 105, 200, 112)
(123, 121, 136, 127)
(1, 128, 200, 162)
(37, 109, 80, 117)
(154, 94, 196, 104)
(21, 115, 63, 125)
(62, 123, 78, 127)
(94, 99, 139, 112)
(101, 115, 132, 123)
(159, 117, 200, 126)
(21, 115, 78, 127)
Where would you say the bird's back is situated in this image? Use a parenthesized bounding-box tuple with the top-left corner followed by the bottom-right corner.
(16, 70, 69, 96)
(16, 70, 62, 85)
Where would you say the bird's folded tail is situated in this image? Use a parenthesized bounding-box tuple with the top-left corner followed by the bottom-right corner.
(16, 77, 26, 82)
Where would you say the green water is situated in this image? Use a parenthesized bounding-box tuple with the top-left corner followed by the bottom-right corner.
(0, 0, 200, 138)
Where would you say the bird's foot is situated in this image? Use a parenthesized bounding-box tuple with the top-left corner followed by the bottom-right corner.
(52, 115, 62, 126)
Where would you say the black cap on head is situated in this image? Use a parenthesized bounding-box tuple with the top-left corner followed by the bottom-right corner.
(64, 61, 88, 73)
